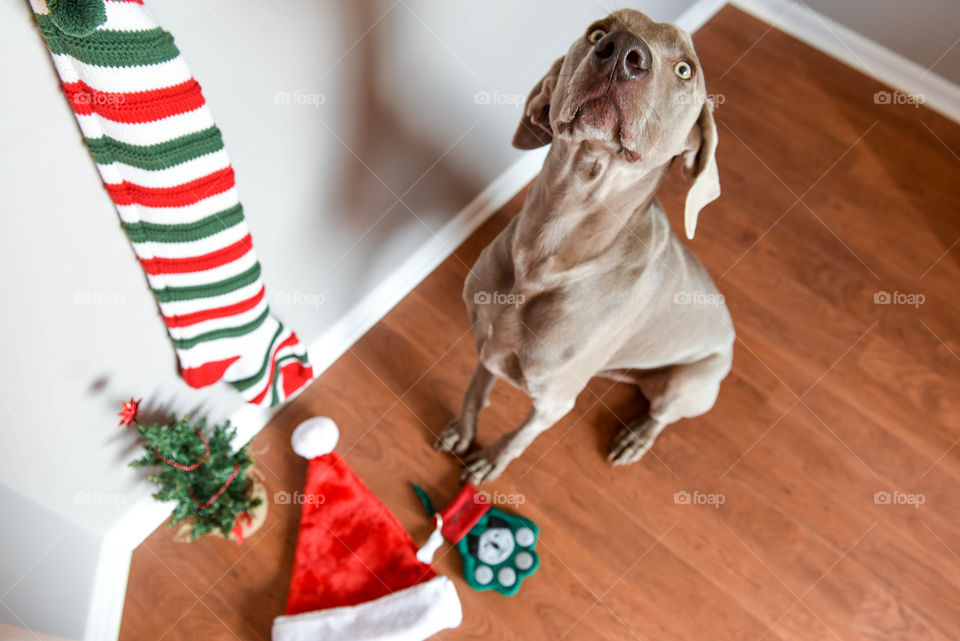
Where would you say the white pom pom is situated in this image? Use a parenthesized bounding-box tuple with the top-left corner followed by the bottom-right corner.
(291, 417, 339, 458)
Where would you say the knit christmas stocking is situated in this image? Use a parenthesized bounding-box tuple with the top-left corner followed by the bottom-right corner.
(32, 0, 314, 407)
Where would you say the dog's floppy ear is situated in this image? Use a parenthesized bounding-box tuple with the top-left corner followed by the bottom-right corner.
(680, 100, 720, 239)
(512, 57, 564, 150)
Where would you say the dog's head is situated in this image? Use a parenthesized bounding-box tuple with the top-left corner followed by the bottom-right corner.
(513, 9, 719, 238)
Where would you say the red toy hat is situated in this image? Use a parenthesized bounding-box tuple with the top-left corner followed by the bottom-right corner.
(272, 417, 462, 641)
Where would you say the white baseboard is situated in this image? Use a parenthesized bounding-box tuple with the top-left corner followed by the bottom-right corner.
(84, 497, 175, 641)
(730, 0, 960, 123)
(84, 0, 960, 637)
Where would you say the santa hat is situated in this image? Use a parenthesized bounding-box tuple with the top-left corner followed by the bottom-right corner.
(272, 417, 462, 641)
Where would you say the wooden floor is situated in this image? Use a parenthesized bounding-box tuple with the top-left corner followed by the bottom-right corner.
(119, 6, 960, 641)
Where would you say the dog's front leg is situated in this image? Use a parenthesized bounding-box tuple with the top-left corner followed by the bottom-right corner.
(435, 363, 497, 455)
(462, 396, 574, 485)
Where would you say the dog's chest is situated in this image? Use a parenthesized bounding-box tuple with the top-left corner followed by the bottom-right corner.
(473, 250, 657, 385)
(466, 199, 681, 385)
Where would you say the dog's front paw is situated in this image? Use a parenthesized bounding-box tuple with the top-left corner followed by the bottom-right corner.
(608, 417, 662, 466)
(434, 418, 472, 455)
(461, 444, 511, 485)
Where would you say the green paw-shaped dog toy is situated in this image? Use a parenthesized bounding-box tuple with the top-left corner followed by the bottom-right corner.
(414, 483, 539, 596)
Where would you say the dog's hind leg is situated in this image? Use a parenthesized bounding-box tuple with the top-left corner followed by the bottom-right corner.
(435, 363, 497, 456)
(608, 347, 732, 466)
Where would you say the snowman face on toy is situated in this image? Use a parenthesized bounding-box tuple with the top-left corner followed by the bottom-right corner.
(476, 527, 515, 565)
(462, 512, 539, 595)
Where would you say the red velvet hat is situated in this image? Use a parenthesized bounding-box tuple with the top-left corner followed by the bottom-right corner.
(272, 417, 462, 641)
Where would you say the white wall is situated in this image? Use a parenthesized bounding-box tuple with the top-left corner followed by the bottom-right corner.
(801, 0, 960, 85)
(0, 487, 101, 639)
(0, 1, 697, 638)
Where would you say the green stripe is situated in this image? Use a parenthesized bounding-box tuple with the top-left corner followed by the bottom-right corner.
(123, 204, 243, 244)
(171, 308, 270, 349)
(272, 354, 311, 405)
(87, 127, 224, 171)
(278, 351, 310, 367)
(230, 324, 284, 392)
(271, 353, 310, 405)
(153, 263, 261, 303)
(36, 14, 180, 68)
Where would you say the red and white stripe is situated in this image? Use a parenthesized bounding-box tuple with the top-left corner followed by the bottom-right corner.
(33, 0, 313, 405)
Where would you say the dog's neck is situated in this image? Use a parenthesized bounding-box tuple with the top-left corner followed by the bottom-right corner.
(513, 138, 671, 273)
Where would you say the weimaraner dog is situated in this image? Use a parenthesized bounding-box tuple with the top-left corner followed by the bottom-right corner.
(436, 9, 734, 484)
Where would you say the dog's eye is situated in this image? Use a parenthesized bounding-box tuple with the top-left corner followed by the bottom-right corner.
(674, 61, 693, 80)
(588, 28, 606, 44)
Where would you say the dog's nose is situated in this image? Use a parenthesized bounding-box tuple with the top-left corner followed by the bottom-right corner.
(592, 31, 652, 81)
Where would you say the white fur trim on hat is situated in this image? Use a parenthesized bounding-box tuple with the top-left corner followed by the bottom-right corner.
(291, 417, 339, 459)
(272, 575, 462, 641)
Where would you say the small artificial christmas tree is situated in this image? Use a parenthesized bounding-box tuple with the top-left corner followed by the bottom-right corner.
(128, 408, 262, 542)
